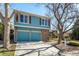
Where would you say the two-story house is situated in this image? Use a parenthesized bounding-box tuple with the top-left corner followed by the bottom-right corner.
(14, 10, 51, 42)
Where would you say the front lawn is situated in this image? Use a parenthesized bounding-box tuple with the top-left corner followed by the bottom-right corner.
(0, 44, 16, 56)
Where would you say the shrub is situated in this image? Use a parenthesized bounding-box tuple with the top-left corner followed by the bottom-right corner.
(68, 41, 79, 46)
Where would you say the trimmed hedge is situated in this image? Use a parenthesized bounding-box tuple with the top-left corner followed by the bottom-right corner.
(68, 41, 79, 46)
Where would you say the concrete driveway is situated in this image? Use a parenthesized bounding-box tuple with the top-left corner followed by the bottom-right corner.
(15, 41, 60, 56)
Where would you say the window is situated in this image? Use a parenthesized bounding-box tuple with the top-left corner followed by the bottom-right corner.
(45, 20, 47, 25)
(19, 14, 31, 24)
(20, 14, 23, 22)
(41, 19, 44, 25)
(25, 16, 28, 23)
(40, 19, 48, 26)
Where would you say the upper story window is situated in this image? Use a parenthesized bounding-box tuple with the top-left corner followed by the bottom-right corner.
(25, 16, 28, 23)
(40, 18, 48, 26)
(41, 19, 45, 25)
(15, 14, 31, 24)
(20, 14, 24, 22)
(45, 20, 48, 25)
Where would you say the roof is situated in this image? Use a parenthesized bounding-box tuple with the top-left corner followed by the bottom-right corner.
(14, 9, 51, 19)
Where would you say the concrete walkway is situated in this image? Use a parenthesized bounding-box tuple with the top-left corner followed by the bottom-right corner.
(15, 41, 60, 56)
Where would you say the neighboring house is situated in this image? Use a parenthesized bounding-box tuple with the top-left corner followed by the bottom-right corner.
(14, 10, 51, 42)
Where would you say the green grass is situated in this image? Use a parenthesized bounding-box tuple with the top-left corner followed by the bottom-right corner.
(0, 44, 16, 56)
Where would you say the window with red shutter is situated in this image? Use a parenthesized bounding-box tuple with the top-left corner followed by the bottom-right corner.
(29, 16, 31, 24)
(15, 13, 18, 22)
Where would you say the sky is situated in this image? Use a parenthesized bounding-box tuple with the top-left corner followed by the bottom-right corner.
(11, 3, 47, 16)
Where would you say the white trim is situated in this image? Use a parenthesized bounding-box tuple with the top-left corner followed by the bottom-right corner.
(16, 30, 30, 32)
(41, 19, 48, 26)
(16, 14, 30, 24)
(16, 22, 30, 25)
(31, 31, 41, 33)
(14, 25, 50, 30)
(23, 14, 29, 24)
(29, 32, 31, 41)
(16, 30, 41, 33)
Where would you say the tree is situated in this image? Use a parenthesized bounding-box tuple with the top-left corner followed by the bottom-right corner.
(72, 16, 79, 40)
(0, 3, 14, 49)
(45, 3, 78, 44)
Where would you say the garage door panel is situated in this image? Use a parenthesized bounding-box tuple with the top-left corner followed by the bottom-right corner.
(16, 31, 29, 41)
(31, 32, 41, 41)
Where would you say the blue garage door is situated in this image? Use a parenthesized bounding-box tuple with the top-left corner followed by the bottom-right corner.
(31, 32, 41, 41)
(16, 31, 29, 41)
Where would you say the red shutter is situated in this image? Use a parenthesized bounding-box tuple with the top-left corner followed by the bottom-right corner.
(40, 18, 41, 25)
(15, 13, 18, 22)
(29, 16, 31, 24)
(48, 19, 50, 26)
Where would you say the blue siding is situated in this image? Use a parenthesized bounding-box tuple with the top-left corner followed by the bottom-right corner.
(14, 16, 50, 28)
(31, 16, 39, 25)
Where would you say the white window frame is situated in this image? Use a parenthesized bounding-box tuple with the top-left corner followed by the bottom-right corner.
(41, 18, 48, 26)
(16, 14, 30, 24)
(45, 19, 48, 26)
(20, 14, 24, 23)
(24, 15, 29, 24)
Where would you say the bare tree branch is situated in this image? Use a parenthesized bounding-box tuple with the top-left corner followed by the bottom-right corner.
(51, 23, 58, 29)
(60, 4, 71, 20)
(9, 10, 15, 20)
(64, 17, 75, 31)
(63, 27, 73, 33)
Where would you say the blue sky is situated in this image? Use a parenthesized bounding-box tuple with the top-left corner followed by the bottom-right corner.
(11, 3, 47, 16)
